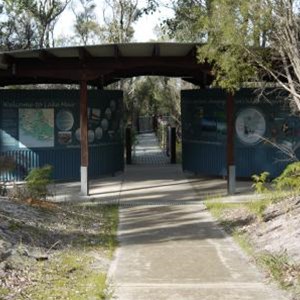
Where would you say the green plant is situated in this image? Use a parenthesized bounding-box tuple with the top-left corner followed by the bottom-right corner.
(246, 199, 271, 220)
(251, 171, 270, 193)
(273, 162, 300, 191)
(25, 165, 53, 199)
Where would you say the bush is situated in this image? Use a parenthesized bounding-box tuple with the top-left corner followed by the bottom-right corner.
(251, 171, 270, 193)
(25, 165, 53, 199)
(273, 162, 300, 191)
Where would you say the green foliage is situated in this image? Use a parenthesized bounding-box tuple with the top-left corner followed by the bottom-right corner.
(102, 0, 143, 43)
(251, 171, 270, 193)
(126, 77, 181, 127)
(273, 162, 300, 192)
(72, 0, 102, 45)
(245, 199, 271, 220)
(232, 231, 254, 256)
(1, 0, 70, 50)
(196, 0, 272, 91)
(161, 0, 206, 42)
(257, 252, 298, 290)
(25, 165, 53, 199)
(25, 251, 109, 300)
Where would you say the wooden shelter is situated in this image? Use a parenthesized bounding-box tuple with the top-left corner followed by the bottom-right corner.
(0, 43, 236, 196)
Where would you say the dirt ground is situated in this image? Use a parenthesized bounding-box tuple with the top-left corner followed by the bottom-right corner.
(0, 196, 117, 299)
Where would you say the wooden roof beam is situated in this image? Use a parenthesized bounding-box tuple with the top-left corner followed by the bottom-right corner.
(78, 47, 93, 61)
(114, 45, 121, 58)
(152, 44, 160, 57)
(1, 53, 15, 65)
(38, 50, 57, 62)
(186, 46, 197, 58)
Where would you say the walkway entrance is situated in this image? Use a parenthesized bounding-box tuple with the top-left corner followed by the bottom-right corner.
(133, 133, 169, 165)
(107, 166, 286, 300)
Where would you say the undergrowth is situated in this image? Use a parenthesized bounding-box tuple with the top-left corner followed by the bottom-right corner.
(23, 250, 109, 300)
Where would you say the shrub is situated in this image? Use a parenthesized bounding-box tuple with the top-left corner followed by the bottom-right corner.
(25, 165, 53, 199)
(251, 171, 270, 193)
(273, 162, 300, 191)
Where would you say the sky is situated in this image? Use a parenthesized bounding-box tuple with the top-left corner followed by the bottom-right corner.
(54, 0, 175, 43)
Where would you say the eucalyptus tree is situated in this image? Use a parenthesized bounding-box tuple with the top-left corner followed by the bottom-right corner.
(155, 0, 300, 113)
(72, 0, 102, 45)
(0, 0, 38, 50)
(22, 0, 71, 48)
(102, 0, 143, 43)
(197, 0, 300, 112)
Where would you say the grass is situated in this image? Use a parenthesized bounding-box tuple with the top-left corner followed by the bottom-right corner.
(205, 201, 242, 219)
(232, 231, 254, 257)
(24, 250, 109, 300)
(0, 287, 10, 297)
(7, 203, 119, 300)
(257, 252, 296, 289)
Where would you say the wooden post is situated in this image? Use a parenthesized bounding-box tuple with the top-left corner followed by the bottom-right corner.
(80, 80, 89, 196)
(170, 127, 176, 164)
(227, 93, 235, 195)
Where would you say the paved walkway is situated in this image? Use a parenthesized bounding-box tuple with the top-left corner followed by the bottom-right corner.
(108, 165, 288, 300)
(133, 133, 169, 165)
(104, 130, 288, 300)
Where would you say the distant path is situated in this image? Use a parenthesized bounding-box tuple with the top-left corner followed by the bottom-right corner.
(108, 164, 288, 300)
(133, 133, 169, 165)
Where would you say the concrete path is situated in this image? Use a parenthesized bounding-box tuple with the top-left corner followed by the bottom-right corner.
(133, 133, 169, 165)
(108, 165, 288, 300)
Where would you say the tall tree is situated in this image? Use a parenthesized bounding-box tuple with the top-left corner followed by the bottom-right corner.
(102, 0, 142, 43)
(160, 0, 300, 113)
(0, 0, 38, 50)
(72, 0, 102, 45)
(20, 0, 71, 48)
(161, 0, 212, 42)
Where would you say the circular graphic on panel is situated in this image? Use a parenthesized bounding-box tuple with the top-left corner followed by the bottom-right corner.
(101, 119, 109, 131)
(75, 128, 81, 141)
(56, 110, 74, 131)
(108, 130, 115, 139)
(88, 130, 95, 143)
(105, 108, 112, 120)
(110, 100, 116, 112)
(235, 108, 266, 145)
(95, 127, 103, 140)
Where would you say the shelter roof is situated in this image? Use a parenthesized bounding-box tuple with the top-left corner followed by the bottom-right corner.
(0, 43, 213, 87)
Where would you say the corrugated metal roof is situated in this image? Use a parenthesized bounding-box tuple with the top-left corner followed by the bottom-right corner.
(0, 42, 213, 87)
(0, 42, 200, 68)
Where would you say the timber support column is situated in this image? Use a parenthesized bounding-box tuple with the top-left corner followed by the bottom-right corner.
(80, 80, 89, 196)
(227, 93, 236, 195)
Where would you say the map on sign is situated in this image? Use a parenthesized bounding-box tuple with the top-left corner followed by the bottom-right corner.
(19, 109, 54, 148)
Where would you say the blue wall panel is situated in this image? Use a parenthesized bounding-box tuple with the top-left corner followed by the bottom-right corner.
(0, 90, 124, 181)
(181, 88, 299, 178)
(182, 142, 226, 176)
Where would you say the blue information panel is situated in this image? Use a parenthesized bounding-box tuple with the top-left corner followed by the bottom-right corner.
(0, 90, 124, 180)
(181, 88, 300, 178)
